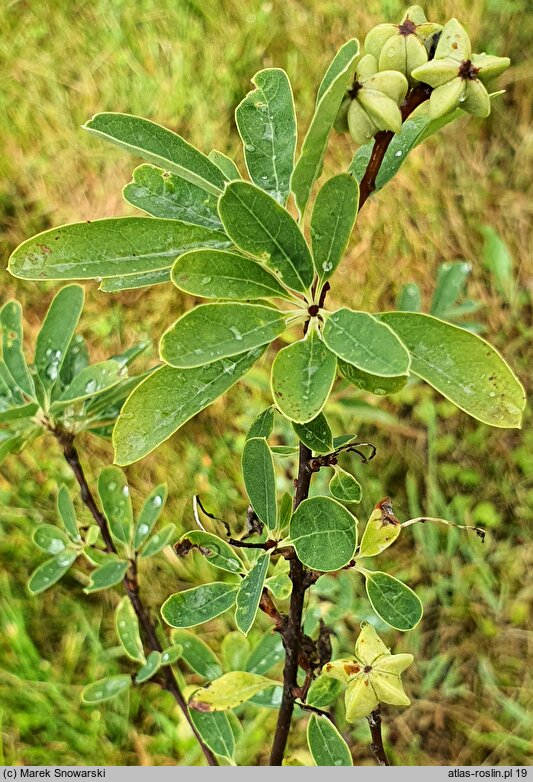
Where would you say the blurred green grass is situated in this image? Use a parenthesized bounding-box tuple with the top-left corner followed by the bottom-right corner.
(0, 0, 532, 766)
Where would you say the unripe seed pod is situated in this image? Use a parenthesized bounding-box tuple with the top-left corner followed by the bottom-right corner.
(334, 97, 351, 133)
(471, 53, 511, 84)
(461, 79, 491, 117)
(347, 99, 379, 145)
(358, 90, 403, 133)
(412, 57, 461, 88)
(365, 71, 409, 104)
(428, 77, 465, 119)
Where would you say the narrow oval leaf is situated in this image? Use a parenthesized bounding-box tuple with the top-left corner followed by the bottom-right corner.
(291, 39, 360, 216)
(289, 496, 357, 571)
(172, 249, 291, 300)
(134, 484, 167, 551)
(0, 301, 34, 397)
(123, 164, 223, 230)
(245, 631, 284, 675)
(235, 553, 271, 635)
(208, 149, 241, 181)
(242, 437, 277, 529)
(170, 629, 223, 680)
(339, 360, 408, 396)
(113, 347, 264, 465)
(97, 467, 133, 546)
(271, 332, 337, 423)
(27, 550, 77, 595)
(9, 218, 229, 281)
(57, 360, 122, 404)
(161, 582, 239, 628)
(139, 523, 176, 558)
(307, 675, 343, 708)
(323, 309, 410, 377)
(189, 672, 279, 712)
(34, 285, 85, 391)
(32, 524, 69, 555)
(430, 261, 471, 318)
(84, 560, 129, 593)
(312, 174, 359, 281)
(135, 651, 162, 683)
(82, 675, 131, 704)
(100, 269, 171, 293)
(246, 407, 275, 440)
(363, 570, 423, 631)
(115, 596, 145, 664)
(84, 113, 226, 194)
(236, 68, 297, 205)
(329, 468, 362, 503)
(178, 530, 245, 574)
(292, 412, 333, 454)
(160, 644, 183, 666)
(380, 312, 525, 428)
(160, 303, 286, 368)
(307, 714, 353, 766)
(57, 485, 80, 542)
(218, 181, 314, 292)
(358, 506, 401, 558)
(190, 710, 235, 760)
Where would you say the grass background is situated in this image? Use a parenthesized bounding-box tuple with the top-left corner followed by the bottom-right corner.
(0, 0, 532, 766)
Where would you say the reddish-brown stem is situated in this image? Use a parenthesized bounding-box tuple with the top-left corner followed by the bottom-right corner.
(367, 707, 390, 766)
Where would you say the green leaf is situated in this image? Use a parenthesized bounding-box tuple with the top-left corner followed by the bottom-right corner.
(189, 672, 279, 711)
(363, 570, 423, 631)
(218, 181, 314, 293)
(84, 112, 226, 194)
(57, 486, 80, 542)
(178, 530, 244, 574)
(135, 651, 162, 683)
(160, 302, 286, 368)
(113, 347, 264, 465)
(32, 524, 70, 555)
(134, 484, 167, 551)
(160, 644, 183, 666)
(0, 301, 34, 397)
(311, 174, 359, 281)
(307, 714, 352, 766)
(323, 309, 410, 377)
(0, 402, 38, 424)
(397, 282, 422, 312)
(222, 632, 250, 671)
(84, 560, 129, 593)
(60, 334, 89, 386)
(235, 553, 270, 635)
(481, 226, 515, 304)
(329, 468, 362, 503)
(170, 629, 223, 680)
(190, 710, 235, 760)
(123, 164, 223, 230)
(271, 445, 299, 457)
(27, 550, 77, 594)
(171, 249, 291, 300)
(139, 523, 176, 558)
(289, 496, 357, 571)
(338, 360, 408, 396)
(34, 285, 85, 392)
(278, 492, 293, 532)
(235, 68, 297, 205)
(358, 506, 401, 558)
(430, 261, 471, 318)
(265, 572, 292, 600)
(9, 218, 229, 281)
(161, 582, 239, 628)
(246, 407, 275, 440)
(380, 312, 525, 428)
(271, 332, 337, 423)
(57, 360, 122, 405)
(97, 467, 133, 546)
(100, 269, 171, 293)
(81, 675, 131, 704)
(307, 675, 342, 708)
(292, 412, 333, 454)
(115, 596, 146, 664)
(208, 149, 241, 181)
(291, 39, 359, 216)
(245, 631, 284, 675)
(242, 437, 277, 530)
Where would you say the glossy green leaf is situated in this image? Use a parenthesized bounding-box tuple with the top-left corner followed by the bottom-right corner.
(236, 68, 297, 205)
(32, 524, 70, 555)
(221, 632, 250, 672)
(60, 334, 89, 386)
(289, 496, 357, 571)
(27, 550, 77, 595)
(246, 407, 275, 440)
(278, 492, 293, 532)
(397, 282, 422, 312)
(265, 571, 292, 600)
(171, 250, 291, 300)
(235, 553, 270, 635)
(307, 675, 343, 708)
(430, 261, 471, 318)
(160, 303, 286, 368)
(57, 486, 80, 542)
(135, 651, 162, 683)
(84, 112, 226, 194)
(97, 467, 133, 546)
(291, 39, 359, 216)
(208, 149, 241, 181)
(0, 301, 34, 397)
(133, 484, 167, 551)
(271, 332, 337, 423)
(139, 523, 176, 558)
(323, 309, 410, 377)
(358, 506, 401, 558)
(34, 285, 84, 392)
(329, 468, 362, 503)
(242, 437, 277, 529)
(161, 582, 239, 628)
(178, 530, 244, 574)
(9, 218, 229, 281)
(363, 570, 423, 631)
(189, 672, 279, 711)
(292, 412, 333, 454)
(81, 675, 131, 704)
(115, 596, 145, 664)
(123, 165, 223, 230)
(84, 560, 129, 593)
(113, 347, 264, 465)
(57, 360, 122, 405)
(190, 710, 235, 760)
(0, 360, 25, 406)
(307, 714, 352, 766)
(100, 269, 171, 293)
(245, 631, 284, 675)
(339, 360, 408, 396)
(311, 174, 359, 281)
(218, 181, 314, 292)
(0, 402, 37, 424)
(160, 644, 183, 666)
(380, 312, 525, 428)
(271, 445, 299, 457)
(170, 629, 223, 680)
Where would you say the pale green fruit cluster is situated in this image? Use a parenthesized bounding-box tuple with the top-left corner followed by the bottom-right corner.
(411, 19, 510, 119)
